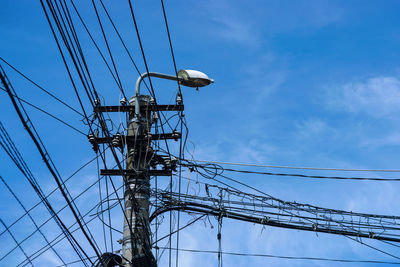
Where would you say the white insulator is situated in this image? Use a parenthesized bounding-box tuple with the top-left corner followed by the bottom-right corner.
(152, 112, 159, 123)
(176, 94, 182, 104)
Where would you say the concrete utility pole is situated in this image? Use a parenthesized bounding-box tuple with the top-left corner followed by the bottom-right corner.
(119, 70, 213, 266)
(86, 70, 212, 266)
(122, 95, 156, 267)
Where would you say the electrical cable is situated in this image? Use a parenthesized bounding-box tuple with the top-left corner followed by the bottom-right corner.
(0, 86, 85, 135)
(0, 176, 66, 266)
(0, 219, 34, 267)
(190, 159, 400, 173)
(0, 149, 104, 238)
(90, 0, 127, 101)
(215, 166, 400, 182)
(0, 56, 84, 117)
(1, 66, 93, 265)
(158, 247, 400, 265)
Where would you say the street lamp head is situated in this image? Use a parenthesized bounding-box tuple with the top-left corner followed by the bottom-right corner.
(177, 69, 214, 88)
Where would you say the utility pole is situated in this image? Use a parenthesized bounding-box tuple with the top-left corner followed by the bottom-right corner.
(122, 95, 156, 267)
(92, 70, 213, 266)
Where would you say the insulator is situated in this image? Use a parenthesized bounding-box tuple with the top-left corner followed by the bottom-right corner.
(120, 97, 127, 105)
(94, 98, 100, 105)
(112, 139, 119, 147)
(88, 134, 95, 143)
(170, 156, 177, 171)
(92, 143, 99, 153)
(149, 97, 155, 105)
(112, 132, 121, 147)
(150, 159, 157, 168)
(176, 94, 183, 104)
(146, 132, 152, 140)
(128, 148, 136, 157)
(170, 156, 177, 164)
(172, 130, 180, 141)
(164, 159, 171, 169)
(152, 112, 159, 123)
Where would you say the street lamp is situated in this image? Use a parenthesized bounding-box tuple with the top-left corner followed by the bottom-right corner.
(133, 69, 214, 119)
(121, 69, 213, 265)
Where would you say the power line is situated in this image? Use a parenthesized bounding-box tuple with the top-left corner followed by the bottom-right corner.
(1, 64, 99, 264)
(69, 0, 126, 94)
(98, 0, 149, 89)
(221, 167, 400, 181)
(160, 247, 400, 265)
(189, 159, 400, 173)
(17, 182, 125, 267)
(0, 219, 34, 267)
(0, 175, 66, 265)
(0, 86, 85, 135)
(90, 0, 127, 100)
(182, 161, 400, 181)
(159, 1, 184, 266)
(0, 149, 103, 238)
(0, 56, 84, 117)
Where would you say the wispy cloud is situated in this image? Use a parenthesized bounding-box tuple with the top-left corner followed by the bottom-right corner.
(200, 0, 343, 47)
(206, 0, 260, 46)
(243, 53, 287, 97)
(327, 76, 400, 117)
(359, 132, 400, 148)
(211, 15, 259, 46)
(296, 118, 328, 139)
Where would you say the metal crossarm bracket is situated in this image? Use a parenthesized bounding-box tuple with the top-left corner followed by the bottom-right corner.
(94, 104, 184, 113)
(92, 132, 182, 145)
(100, 169, 172, 176)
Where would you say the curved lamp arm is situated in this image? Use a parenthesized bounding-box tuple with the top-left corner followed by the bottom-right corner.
(134, 70, 214, 120)
(134, 72, 180, 120)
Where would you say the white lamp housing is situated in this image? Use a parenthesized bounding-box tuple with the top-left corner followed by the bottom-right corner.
(177, 69, 214, 88)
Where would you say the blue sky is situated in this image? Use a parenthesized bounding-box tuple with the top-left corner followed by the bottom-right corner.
(1, 0, 400, 266)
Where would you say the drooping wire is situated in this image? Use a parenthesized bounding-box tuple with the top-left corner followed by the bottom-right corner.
(181, 161, 400, 182)
(90, 0, 127, 101)
(96, 150, 108, 253)
(0, 175, 66, 265)
(0, 56, 84, 117)
(0, 219, 34, 267)
(0, 86, 85, 135)
(159, 1, 185, 265)
(220, 167, 400, 182)
(16, 177, 123, 266)
(69, 0, 124, 93)
(41, 1, 144, 259)
(0, 149, 104, 239)
(1, 65, 97, 265)
(190, 159, 400, 173)
(154, 247, 400, 265)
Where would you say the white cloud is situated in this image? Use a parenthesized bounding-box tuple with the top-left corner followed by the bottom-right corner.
(200, 0, 343, 46)
(328, 76, 400, 117)
(235, 53, 287, 105)
(296, 118, 328, 139)
(360, 132, 400, 148)
(212, 15, 259, 46)
(203, 0, 260, 46)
